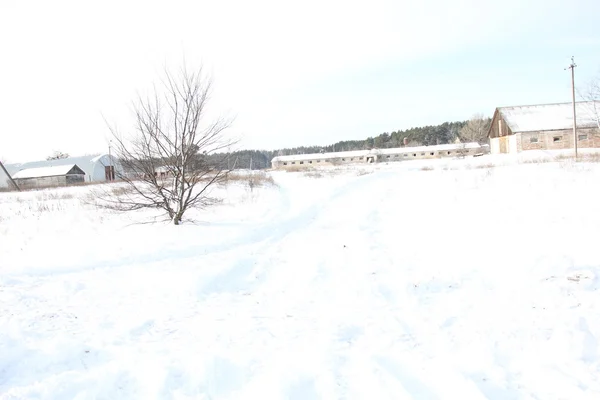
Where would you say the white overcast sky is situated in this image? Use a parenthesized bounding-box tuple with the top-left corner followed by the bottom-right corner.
(1, 0, 600, 162)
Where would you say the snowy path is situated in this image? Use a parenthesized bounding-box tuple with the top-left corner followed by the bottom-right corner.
(1, 164, 600, 399)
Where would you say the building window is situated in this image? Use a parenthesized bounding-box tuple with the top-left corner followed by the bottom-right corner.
(292, 162, 296, 165)
(421, 152, 425, 156)
(447, 151, 451, 155)
(283, 162, 288, 165)
(530, 137, 538, 143)
(430, 152, 434, 156)
(300, 161, 304, 164)
(309, 161, 313, 164)
(553, 136, 562, 142)
(579, 134, 588, 140)
(394, 155, 399, 158)
(404, 154, 407, 157)
(342, 158, 346, 161)
(413, 153, 417, 157)
(317, 160, 321, 163)
(386, 155, 390, 158)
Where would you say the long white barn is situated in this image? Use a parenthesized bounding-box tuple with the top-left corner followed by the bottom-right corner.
(271, 142, 486, 169)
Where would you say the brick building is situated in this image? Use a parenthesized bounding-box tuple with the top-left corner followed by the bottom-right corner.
(488, 101, 600, 154)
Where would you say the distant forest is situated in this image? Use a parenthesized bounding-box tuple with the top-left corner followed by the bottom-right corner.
(213, 119, 484, 170)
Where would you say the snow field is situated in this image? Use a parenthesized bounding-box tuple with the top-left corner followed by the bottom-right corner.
(1, 157, 600, 399)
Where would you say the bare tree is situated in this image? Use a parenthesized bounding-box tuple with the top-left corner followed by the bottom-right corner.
(459, 113, 491, 144)
(47, 151, 70, 160)
(580, 74, 600, 130)
(104, 65, 236, 225)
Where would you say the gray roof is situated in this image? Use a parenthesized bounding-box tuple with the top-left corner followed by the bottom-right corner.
(498, 101, 600, 133)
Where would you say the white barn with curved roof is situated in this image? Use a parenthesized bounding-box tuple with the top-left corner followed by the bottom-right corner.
(5, 154, 122, 183)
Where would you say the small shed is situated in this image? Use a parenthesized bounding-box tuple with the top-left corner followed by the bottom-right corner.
(12, 164, 86, 189)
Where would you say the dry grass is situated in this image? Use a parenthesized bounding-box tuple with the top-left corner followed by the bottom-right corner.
(556, 153, 600, 163)
(224, 171, 277, 188)
(281, 165, 316, 173)
(304, 171, 323, 179)
(474, 163, 495, 169)
(520, 152, 600, 164)
(521, 158, 553, 164)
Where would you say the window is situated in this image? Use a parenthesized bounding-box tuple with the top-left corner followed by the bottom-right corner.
(386, 155, 391, 159)
(579, 134, 588, 140)
(553, 136, 562, 142)
(404, 154, 407, 157)
(421, 152, 425, 156)
(430, 152, 434, 156)
(342, 158, 346, 161)
(309, 161, 312, 164)
(300, 161, 304, 164)
(283, 162, 288, 165)
(413, 153, 417, 157)
(530, 137, 538, 143)
(317, 160, 321, 163)
(447, 151, 451, 155)
(394, 155, 399, 158)
(292, 162, 296, 165)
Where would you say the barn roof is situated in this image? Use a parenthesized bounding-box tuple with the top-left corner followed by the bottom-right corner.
(12, 164, 85, 179)
(271, 142, 483, 162)
(497, 101, 600, 133)
(5, 154, 111, 178)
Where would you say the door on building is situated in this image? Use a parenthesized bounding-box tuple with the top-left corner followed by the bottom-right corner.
(499, 136, 508, 154)
(105, 166, 115, 181)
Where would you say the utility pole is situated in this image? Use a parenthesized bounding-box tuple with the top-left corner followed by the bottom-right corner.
(108, 139, 114, 181)
(566, 56, 578, 160)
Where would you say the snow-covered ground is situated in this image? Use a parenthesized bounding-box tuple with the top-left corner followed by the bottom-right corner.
(1, 155, 600, 399)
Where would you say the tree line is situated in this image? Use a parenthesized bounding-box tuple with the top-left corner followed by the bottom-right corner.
(209, 115, 491, 170)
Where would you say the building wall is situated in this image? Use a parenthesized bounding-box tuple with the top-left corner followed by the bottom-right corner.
(490, 138, 500, 154)
(519, 128, 599, 151)
(15, 175, 67, 189)
(508, 134, 518, 153)
(273, 147, 484, 169)
(14, 174, 84, 189)
(90, 154, 123, 182)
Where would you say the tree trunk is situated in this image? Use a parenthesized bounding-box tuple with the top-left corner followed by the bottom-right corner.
(173, 210, 184, 225)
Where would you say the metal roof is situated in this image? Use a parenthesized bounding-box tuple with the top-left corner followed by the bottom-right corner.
(5, 154, 108, 177)
(498, 101, 600, 133)
(12, 164, 84, 179)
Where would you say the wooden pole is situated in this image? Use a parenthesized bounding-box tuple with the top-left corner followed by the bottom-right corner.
(567, 56, 578, 160)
